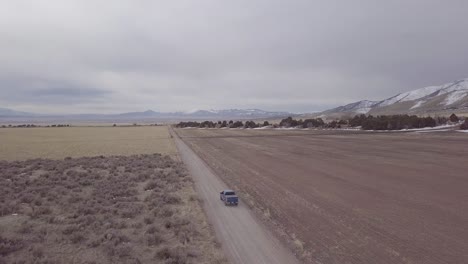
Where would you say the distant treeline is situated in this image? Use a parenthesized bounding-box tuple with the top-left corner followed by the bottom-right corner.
(279, 116, 347, 128)
(0, 124, 70, 128)
(348, 115, 437, 130)
(348, 114, 464, 130)
(175, 113, 466, 131)
(176, 117, 343, 129)
(176, 120, 270, 128)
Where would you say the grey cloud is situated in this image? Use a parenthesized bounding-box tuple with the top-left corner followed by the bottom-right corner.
(0, 73, 111, 105)
(1, 0, 468, 114)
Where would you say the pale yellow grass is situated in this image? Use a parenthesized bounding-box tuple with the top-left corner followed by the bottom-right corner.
(0, 126, 177, 161)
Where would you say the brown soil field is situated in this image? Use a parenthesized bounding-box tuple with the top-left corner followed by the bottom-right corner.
(176, 128, 468, 264)
(0, 126, 176, 161)
(0, 154, 226, 264)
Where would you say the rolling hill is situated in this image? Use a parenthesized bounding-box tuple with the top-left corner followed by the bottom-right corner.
(0, 108, 35, 117)
(318, 78, 468, 118)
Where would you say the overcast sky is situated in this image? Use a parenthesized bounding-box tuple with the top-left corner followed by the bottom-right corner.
(1, 0, 468, 114)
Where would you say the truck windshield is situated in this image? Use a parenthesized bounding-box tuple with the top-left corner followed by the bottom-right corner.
(225, 192, 235, 196)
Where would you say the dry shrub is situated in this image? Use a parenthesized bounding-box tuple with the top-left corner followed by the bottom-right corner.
(29, 206, 52, 219)
(131, 222, 143, 230)
(134, 172, 151, 182)
(144, 180, 162, 191)
(146, 225, 159, 235)
(155, 245, 197, 263)
(103, 243, 134, 259)
(143, 217, 154, 225)
(17, 222, 34, 235)
(146, 233, 164, 247)
(70, 232, 86, 244)
(103, 231, 130, 246)
(163, 194, 182, 205)
(0, 154, 225, 263)
(20, 193, 35, 204)
(160, 207, 174, 218)
(0, 236, 23, 257)
(32, 246, 44, 259)
(0, 202, 18, 217)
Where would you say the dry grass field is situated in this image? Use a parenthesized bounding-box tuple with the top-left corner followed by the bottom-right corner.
(177, 128, 468, 264)
(0, 126, 177, 161)
(0, 154, 226, 264)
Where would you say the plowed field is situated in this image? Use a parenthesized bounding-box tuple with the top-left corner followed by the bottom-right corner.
(176, 128, 468, 264)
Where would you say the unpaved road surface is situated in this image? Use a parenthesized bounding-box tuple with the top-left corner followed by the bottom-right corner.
(177, 128, 468, 264)
(171, 128, 299, 264)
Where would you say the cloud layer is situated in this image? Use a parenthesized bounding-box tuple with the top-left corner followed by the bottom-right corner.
(1, 0, 468, 114)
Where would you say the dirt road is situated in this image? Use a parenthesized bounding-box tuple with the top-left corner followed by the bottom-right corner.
(170, 128, 299, 264)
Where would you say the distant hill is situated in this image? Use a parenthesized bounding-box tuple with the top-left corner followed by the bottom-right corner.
(0, 108, 292, 123)
(0, 108, 35, 117)
(317, 78, 468, 118)
(318, 100, 379, 119)
(116, 109, 292, 119)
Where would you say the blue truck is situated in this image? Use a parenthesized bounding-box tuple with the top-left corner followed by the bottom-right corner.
(220, 190, 239, 206)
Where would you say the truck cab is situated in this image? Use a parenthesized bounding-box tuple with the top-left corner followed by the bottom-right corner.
(220, 190, 239, 206)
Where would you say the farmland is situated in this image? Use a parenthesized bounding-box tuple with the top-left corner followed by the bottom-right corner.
(0, 126, 176, 161)
(176, 128, 468, 264)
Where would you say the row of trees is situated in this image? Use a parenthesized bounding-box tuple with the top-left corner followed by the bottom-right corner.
(279, 116, 346, 128)
(176, 120, 271, 129)
(349, 113, 465, 130)
(349, 114, 438, 130)
(0, 124, 70, 128)
(175, 113, 466, 131)
(461, 119, 468, 130)
(177, 117, 344, 129)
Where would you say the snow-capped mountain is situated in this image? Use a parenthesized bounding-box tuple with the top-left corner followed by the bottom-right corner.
(319, 78, 468, 117)
(320, 100, 379, 116)
(374, 79, 468, 108)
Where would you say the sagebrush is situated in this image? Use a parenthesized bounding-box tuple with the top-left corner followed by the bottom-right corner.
(0, 154, 225, 264)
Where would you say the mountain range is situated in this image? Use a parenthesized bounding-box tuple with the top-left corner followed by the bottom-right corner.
(0, 108, 36, 117)
(317, 78, 468, 118)
(3, 78, 468, 122)
(0, 108, 292, 123)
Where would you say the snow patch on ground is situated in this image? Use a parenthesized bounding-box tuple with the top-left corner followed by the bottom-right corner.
(457, 130, 468, 133)
(253, 126, 273, 130)
(367, 124, 458, 132)
(402, 124, 457, 131)
(414, 129, 451, 133)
